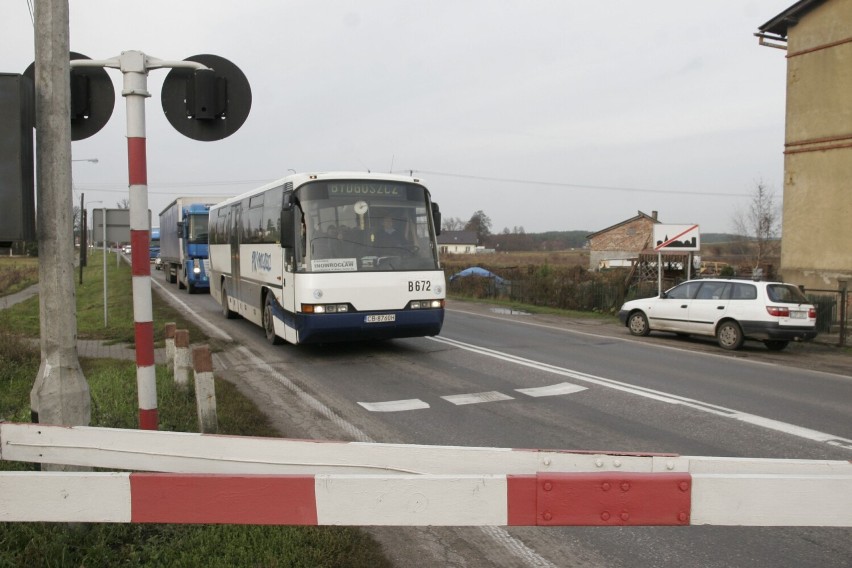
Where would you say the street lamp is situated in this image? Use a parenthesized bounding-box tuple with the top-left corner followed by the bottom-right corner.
(73, 158, 99, 164)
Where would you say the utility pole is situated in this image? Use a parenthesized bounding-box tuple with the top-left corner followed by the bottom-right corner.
(29, 0, 91, 439)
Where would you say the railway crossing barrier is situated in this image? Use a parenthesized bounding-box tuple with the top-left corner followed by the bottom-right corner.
(1, 422, 850, 526)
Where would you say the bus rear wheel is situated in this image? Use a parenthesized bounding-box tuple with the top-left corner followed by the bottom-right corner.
(221, 285, 236, 319)
(263, 294, 283, 345)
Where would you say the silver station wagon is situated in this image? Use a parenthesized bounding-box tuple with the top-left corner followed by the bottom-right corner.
(617, 279, 818, 351)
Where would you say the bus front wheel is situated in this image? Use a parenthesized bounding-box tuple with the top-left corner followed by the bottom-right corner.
(263, 294, 283, 345)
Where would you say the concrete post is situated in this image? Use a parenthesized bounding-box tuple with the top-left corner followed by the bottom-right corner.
(164, 322, 176, 369)
(192, 345, 217, 434)
(29, 0, 91, 439)
(173, 329, 191, 389)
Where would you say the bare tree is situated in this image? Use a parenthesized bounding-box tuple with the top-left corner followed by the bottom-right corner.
(441, 216, 465, 231)
(733, 180, 781, 272)
(116, 198, 130, 209)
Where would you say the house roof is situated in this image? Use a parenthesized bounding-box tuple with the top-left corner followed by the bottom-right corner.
(437, 230, 478, 245)
(758, 0, 827, 38)
(585, 211, 660, 240)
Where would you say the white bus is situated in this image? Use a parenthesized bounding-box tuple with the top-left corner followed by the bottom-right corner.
(209, 172, 446, 344)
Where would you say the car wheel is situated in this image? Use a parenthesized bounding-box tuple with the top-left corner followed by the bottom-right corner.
(263, 293, 284, 345)
(221, 285, 236, 319)
(764, 340, 789, 351)
(716, 321, 744, 350)
(627, 311, 650, 337)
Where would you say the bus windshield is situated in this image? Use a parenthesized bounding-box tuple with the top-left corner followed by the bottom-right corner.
(295, 180, 440, 272)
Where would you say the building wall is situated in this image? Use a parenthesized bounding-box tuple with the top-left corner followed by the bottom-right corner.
(588, 217, 655, 270)
(781, 0, 852, 289)
(440, 244, 475, 254)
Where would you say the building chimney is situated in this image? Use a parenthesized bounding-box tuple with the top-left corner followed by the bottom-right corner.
(651, 210, 658, 220)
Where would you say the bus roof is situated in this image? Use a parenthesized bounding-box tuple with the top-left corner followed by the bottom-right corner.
(210, 171, 428, 211)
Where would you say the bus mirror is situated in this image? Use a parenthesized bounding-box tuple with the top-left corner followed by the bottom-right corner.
(280, 211, 294, 248)
(431, 202, 441, 236)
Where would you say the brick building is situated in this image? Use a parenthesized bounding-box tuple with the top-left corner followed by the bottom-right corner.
(586, 211, 659, 270)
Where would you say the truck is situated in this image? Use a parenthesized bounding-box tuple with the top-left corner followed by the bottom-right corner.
(149, 227, 160, 261)
(158, 197, 225, 293)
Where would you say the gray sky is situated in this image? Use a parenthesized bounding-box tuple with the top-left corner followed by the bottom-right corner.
(2, 1, 791, 234)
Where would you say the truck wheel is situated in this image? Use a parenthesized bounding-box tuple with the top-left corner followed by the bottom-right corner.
(187, 282, 195, 294)
(221, 285, 236, 319)
(263, 294, 283, 345)
(178, 272, 186, 290)
(167, 266, 177, 284)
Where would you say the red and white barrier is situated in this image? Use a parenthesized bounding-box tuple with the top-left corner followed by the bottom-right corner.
(1, 423, 850, 526)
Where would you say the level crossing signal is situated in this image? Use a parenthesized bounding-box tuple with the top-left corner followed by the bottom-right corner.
(1, 50, 251, 244)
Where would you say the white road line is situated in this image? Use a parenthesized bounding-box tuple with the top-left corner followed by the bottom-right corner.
(447, 306, 852, 380)
(219, 345, 554, 568)
(442, 391, 515, 406)
(516, 382, 588, 397)
(151, 278, 233, 342)
(428, 335, 852, 450)
(357, 399, 430, 412)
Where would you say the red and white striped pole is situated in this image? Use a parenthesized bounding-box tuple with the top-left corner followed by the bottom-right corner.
(71, 53, 213, 430)
(120, 51, 157, 430)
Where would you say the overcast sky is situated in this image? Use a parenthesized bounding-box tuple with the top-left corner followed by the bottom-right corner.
(2, 1, 792, 234)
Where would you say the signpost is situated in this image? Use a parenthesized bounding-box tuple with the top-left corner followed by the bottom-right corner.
(652, 224, 701, 294)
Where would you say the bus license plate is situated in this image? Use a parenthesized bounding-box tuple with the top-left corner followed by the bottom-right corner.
(365, 314, 396, 323)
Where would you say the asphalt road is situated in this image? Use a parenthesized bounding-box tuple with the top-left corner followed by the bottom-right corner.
(156, 280, 852, 568)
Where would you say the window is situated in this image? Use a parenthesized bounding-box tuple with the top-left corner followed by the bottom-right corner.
(767, 284, 809, 303)
(731, 283, 757, 300)
(666, 281, 701, 300)
(696, 281, 729, 300)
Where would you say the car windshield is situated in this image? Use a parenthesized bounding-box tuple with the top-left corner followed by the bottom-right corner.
(767, 284, 810, 304)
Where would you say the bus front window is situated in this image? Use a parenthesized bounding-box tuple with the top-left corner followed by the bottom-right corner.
(297, 180, 439, 272)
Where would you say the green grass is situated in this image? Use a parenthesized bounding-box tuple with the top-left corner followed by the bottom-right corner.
(0, 257, 38, 298)
(0, 254, 391, 568)
(449, 293, 618, 321)
(0, 251, 215, 348)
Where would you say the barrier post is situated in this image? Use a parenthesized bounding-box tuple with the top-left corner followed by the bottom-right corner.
(192, 345, 218, 434)
(164, 322, 176, 369)
(173, 330, 191, 389)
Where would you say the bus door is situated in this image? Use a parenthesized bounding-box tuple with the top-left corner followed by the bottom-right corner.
(280, 204, 300, 343)
(229, 203, 242, 311)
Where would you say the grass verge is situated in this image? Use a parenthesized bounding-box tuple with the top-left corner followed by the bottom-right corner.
(0, 254, 391, 568)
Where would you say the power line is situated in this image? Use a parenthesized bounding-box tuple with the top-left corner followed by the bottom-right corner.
(75, 170, 751, 198)
(408, 170, 749, 198)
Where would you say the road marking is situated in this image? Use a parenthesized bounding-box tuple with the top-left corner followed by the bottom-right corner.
(428, 335, 852, 449)
(357, 399, 430, 412)
(216, 346, 555, 568)
(442, 391, 515, 406)
(516, 382, 588, 397)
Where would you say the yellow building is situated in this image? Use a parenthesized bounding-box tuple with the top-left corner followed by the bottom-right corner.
(758, 0, 852, 290)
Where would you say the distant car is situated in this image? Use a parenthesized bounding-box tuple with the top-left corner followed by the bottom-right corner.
(617, 278, 818, 351)
(122, 245, 132, 254)
(154, 254, 162, 270)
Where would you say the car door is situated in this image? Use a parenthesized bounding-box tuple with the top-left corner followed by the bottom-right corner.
(648, 281, 700, 332)
(687, 281, 731, 336)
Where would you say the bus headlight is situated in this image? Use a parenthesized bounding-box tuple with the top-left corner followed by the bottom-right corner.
(408, 299, 444, 309)
(302, 303, 350, 314)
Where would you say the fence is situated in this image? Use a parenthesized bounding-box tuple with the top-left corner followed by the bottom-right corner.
(804, 281, 849, 346)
